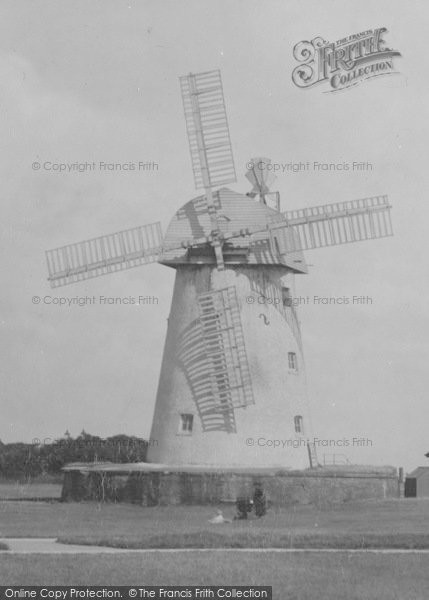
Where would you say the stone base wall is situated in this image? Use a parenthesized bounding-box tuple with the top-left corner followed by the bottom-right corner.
(61, 468, 399, 506)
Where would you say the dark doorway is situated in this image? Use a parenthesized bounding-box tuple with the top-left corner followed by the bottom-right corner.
(404, 477, 417, 497)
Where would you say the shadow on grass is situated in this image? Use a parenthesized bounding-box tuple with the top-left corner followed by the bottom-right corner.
(57, 531, 429, 550)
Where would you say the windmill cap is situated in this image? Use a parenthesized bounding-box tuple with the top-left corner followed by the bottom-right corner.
(159, 188, 307, 273)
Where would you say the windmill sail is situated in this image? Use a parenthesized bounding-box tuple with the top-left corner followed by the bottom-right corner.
(198, 286, 253, 410)
(178, 286, 253, 432)
(180, 69, 236, 190)
(46, 222, 163, 288)
(178, 322, 237, 433)
(263, 195, 393, 254)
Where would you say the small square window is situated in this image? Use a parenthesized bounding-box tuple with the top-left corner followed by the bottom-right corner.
(288, 352, 298, 371)
(179, 414, 193, 434)
(294, 415, 304, 434)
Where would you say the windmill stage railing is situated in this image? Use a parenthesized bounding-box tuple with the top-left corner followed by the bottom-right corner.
(323, 453, 352, 466)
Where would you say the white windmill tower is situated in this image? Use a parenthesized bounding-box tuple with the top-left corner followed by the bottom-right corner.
(46, 69, 393, 470)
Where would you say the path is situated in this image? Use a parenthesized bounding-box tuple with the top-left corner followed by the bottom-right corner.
(3, 539, 429, 554)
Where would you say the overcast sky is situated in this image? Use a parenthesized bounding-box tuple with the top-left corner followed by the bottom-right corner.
(1, 0, 428, 472)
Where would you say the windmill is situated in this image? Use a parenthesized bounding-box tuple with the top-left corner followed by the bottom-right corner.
(45, 69, 393, 470)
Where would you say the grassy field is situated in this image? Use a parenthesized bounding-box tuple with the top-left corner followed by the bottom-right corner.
(2, 498, 429, 597)
(1, 497, 429, 548)
(1, 552, 429, 599)
(0, 481, 62, 500)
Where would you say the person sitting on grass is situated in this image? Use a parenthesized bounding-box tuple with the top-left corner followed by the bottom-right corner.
(208, 509, 232, 524)
(234, 496, 253, 520)
(253, 482, 267, 518)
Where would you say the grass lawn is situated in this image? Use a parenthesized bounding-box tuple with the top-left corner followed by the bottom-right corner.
(1, 552, 429, 599)
(1, 497, 429, 548)
(0, 481, 62, 500)
(2, 499, 429, 598)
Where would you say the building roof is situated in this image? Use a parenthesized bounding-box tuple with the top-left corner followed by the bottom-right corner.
(407, 467, 429, 478)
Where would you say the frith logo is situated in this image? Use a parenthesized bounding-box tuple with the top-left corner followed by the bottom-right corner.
(292, 28, 401, 92)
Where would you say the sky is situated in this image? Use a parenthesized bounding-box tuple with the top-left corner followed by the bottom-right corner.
(1, 0, 428, 472)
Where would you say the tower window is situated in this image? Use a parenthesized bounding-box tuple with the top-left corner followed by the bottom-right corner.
(294, 415, 304, 434)
(288, 352, 298, 371)
(179, 414, 194, 434)
(282, 287, 292, 307)
(273, 236, 281, 256)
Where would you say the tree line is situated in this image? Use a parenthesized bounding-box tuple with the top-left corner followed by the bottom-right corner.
(0, 431, 149, 480)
